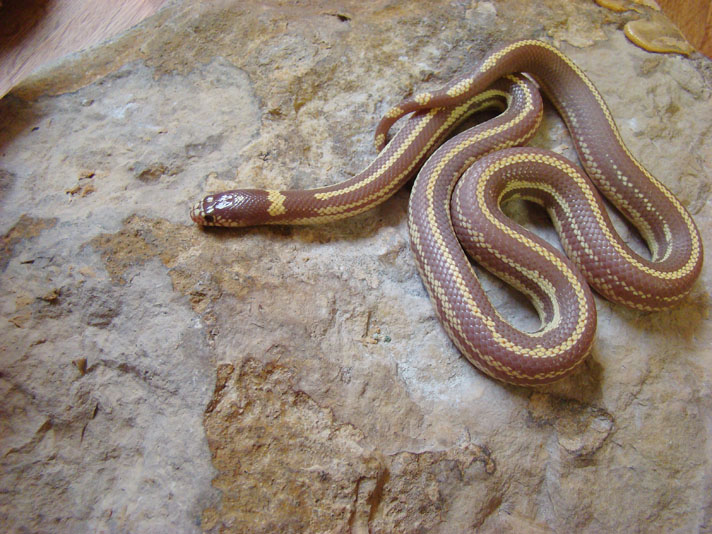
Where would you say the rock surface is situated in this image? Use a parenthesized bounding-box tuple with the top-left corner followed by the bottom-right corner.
(1, 0, 711, 532)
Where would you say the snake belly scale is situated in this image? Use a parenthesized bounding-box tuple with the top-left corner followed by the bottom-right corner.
(191, 40, 703, 386)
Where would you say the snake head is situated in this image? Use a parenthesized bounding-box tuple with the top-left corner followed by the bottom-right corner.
(190, 189, 272, 227)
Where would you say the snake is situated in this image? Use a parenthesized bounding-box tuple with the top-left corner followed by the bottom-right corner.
(190, 40, 703, 385)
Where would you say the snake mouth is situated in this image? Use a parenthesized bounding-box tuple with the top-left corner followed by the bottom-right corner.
(190, 201, 206, 225)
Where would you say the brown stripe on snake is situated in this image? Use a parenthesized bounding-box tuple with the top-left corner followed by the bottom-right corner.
(191, 40, 703, 386)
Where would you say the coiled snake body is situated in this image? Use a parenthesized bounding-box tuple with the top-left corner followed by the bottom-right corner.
(191, 40, 703, 385)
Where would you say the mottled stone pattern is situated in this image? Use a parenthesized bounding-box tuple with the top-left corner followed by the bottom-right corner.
(201, 358, 499, 533)
(1, 0, 711, 533)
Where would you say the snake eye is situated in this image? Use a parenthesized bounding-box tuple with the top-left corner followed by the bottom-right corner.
(203, 214, 215, 224)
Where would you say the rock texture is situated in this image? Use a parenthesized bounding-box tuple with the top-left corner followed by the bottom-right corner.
(1, 1, 711, 532)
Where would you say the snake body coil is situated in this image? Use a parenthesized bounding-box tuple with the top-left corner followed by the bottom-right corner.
(191, 40, 703, 385)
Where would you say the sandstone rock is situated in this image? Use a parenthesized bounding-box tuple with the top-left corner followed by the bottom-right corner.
(1, 1, 711, 532)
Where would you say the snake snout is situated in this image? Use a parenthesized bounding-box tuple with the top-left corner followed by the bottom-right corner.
(190, 201, 203, 224)
(190, 199, 213, 225)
